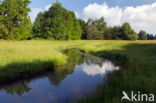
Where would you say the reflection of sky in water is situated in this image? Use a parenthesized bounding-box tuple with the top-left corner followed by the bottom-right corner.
(0, 54, 119, 103)
(81, 60, 119, 76)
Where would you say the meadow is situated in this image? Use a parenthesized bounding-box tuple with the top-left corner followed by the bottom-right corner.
(0, 40, 156, 102)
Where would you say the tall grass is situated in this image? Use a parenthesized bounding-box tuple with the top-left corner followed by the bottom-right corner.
(0, 40, 129, 69)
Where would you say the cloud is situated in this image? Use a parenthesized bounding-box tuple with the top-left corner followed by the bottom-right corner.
(29, 8, 42, 22)
(83, 2, 156, 34)
(83, 3, 123, 26)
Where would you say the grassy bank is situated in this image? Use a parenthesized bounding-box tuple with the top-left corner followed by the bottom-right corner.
(0, 40, 69, 82)
(0, 40, 156, 103)
(79, 41, 156, 103)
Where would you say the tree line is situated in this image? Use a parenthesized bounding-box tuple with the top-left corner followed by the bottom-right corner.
(0, 0, 156, 40)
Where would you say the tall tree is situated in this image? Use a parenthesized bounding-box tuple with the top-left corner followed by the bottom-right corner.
(0, 0, 32, 40)
(78, 19, 87, 39)
(32, 12, 45, 38)
(85, 25, 100, 40)
(109, 26, 122, 40)
(84, 17, 107, 40)
(121, 22, 138, 40)
(138, 30, 147, 40)
(94, 17, 107, 39)
(32, 2, 82, 40)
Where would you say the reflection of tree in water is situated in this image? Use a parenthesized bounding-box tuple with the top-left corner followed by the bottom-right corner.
(0, 49, 85, 95)
(48, 49, 85, 86)
(48, 49, 106, 86)
(0, 49, 105, 96)
(1, 82, 31, 96)
(80, 52, 104, 67)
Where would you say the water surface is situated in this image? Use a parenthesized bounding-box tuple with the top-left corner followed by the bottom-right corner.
(0, 49, 119, 103)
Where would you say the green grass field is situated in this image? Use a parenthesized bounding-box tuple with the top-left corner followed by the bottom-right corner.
(0, 40, 156, 102)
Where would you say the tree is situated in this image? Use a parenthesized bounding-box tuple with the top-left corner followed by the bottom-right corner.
(127, 34, 138, 40)
(147, 34, 156, 40)
(105, 26, 122, 40)
(138, 30, 147, 40)
(121, 22, 138, 40)
(32, 12, 45, 38)
(94, 17, 107, 39)
(0, 0, 32, 40)
(104, 27, 113, 40)
(78, 19, 87, 39)
(32, 2, 82, 40)
(83, 17, 106, 40)
(86, 25, 101, 40)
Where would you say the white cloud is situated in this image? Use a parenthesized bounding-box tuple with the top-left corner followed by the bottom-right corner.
(29, 8, 42, 22)
(83, 3, 123, 26)
(83, 2, 156, 34)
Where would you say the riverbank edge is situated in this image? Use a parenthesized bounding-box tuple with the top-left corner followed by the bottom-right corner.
(0, 48, 123, 84)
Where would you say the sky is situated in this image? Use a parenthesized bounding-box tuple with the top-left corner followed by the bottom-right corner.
(29, 0, 156, 34)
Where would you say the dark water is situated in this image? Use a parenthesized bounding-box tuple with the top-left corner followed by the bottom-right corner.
(0, 49, 119, 103)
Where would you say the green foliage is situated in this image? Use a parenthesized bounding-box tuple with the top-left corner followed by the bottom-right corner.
(0, 0, 32, 40)
(78, 19, 87, 39)
(32, 2, 82, 40)
(85, 25, 100, 40)
(120, 22, 138, 40)
(138, 30, 147, 40)
(127, 33, 138, 40)
(32, 12, 45, 38)
(147, 34, 156, 40)
(80, 18, 138, 40)
(82, 17, 106, 40)
(105, 26, 122, 40)
(0, 0, 151, 40)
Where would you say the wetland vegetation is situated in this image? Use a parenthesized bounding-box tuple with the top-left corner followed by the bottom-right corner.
(0, 0, 156, 103)
(0, 40, 156, 103)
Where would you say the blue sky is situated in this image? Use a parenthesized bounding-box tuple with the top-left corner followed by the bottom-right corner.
(30, 0, 156, 12)
(29, 0, 156, 34)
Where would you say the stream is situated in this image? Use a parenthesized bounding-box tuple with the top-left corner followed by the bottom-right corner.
(0, 49, 119, 103)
